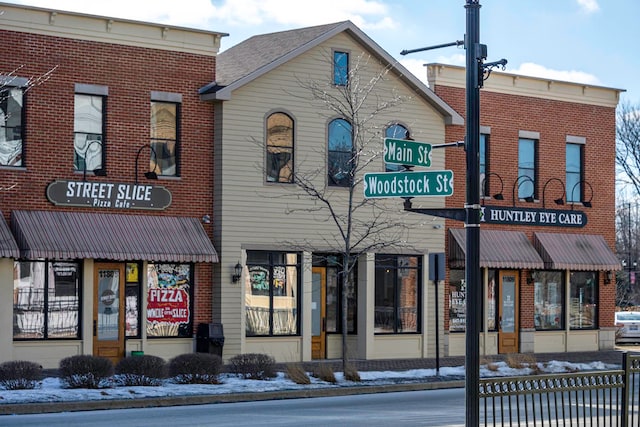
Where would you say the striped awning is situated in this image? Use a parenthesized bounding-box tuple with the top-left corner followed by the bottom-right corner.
(533, 232, 621, 271)
(11, 210, 218, 263)
(0, 212, 19, 258)
(449, 228, 544, 269)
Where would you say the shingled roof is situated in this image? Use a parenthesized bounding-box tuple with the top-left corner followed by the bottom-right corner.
(200, 21, 463, 125)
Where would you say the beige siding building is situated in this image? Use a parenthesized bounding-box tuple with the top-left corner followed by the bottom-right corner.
(201, 21, 463, 362)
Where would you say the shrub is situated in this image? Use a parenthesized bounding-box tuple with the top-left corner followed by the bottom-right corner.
(115, 355, 167, 386)
(343, 364, 361, 382)
(285, 363, 310, 385)
(228, 353, 277, 380)
(505, 353, 538, 370)
(168, 353, 223, 384)
(59, 355, 114, 389)
(0, 360, 42, 390)
(312, 364, 337, 383)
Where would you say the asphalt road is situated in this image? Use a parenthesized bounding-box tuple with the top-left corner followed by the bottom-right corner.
(0, 388, 467, 427)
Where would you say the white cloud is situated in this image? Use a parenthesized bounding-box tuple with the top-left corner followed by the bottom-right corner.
(509, 62, 600, 85)
(10, 0, 394, 29)
(576, 0, 600, 13)
(399, 58, 429, 85)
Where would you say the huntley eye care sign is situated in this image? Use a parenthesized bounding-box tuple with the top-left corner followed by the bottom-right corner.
(47, 180, 172, 210)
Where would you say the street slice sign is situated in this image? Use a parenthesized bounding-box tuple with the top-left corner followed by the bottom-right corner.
(383, 138, 432, 167)
(363, 170, 454, 198)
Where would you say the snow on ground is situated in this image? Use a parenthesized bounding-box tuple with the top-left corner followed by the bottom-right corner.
(0, 360, 619, 405)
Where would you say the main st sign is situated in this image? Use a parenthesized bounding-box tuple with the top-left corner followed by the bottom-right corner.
(383, 137, 432, 167)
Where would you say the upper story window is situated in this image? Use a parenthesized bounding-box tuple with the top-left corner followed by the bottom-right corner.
(518, 136, 537, 200)
(266, 112, 294, 183)
(150, 101, 179, 177)
(566, 140, 584, 203)
(328, 118, 353, 187)
(333, 51, 349, 86)
(0, 83, 24, 167)
(74, 93, 104, 173)
(385, 123, 409, 172)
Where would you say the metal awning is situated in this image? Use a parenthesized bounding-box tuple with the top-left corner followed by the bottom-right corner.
(533, 232, 621, 271)
(449, 228, 545, 269)
(0, 211, 19, 258)
(11, 210, 218, 263)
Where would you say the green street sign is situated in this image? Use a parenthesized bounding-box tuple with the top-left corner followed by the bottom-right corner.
(363, 170, 454, 198)
(383, 138, 432, 167)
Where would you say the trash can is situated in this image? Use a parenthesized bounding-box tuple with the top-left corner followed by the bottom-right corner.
(196, 323, 225, 357)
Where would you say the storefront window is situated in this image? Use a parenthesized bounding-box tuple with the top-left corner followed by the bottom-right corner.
(534, 271, 564, 330)
(245, 251, 300, 336)
(374, 255, 421, 334)
(449, 269, 466, 332)
(146, 263, 192, 337)
(125, 262, 141, 338)
(13, 261, 81, 339)
(315, 254, 357, 334)
(569, 271, 597, 329)
(487, 269, 497, 331)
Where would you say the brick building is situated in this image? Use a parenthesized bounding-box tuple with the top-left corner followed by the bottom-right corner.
(427, 64, 623, 356)
(0, 3, 224, 368)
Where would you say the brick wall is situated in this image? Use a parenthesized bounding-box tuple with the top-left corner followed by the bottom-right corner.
(1, 29, 216, 324)
(435, 84, 618, 331)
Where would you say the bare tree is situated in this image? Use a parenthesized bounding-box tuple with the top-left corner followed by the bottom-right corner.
(275, 53, 422, 369)
(616, 101, 640, 195)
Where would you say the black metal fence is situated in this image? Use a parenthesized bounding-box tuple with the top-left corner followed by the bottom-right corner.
(479, 352, 640, 426)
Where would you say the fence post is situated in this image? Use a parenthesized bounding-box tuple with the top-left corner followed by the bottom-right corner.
(622, 351, 629, 427)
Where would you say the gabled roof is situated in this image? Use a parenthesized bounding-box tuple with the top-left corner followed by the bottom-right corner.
(200, 21, 463, 125)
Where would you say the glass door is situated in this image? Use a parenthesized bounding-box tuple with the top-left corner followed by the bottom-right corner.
(93, 263, 125, 364)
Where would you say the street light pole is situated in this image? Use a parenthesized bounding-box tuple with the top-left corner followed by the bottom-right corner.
(464, 1, 482, 425)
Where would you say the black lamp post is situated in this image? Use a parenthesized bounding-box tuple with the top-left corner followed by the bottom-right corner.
(512, 175, 535, 206)
(400, 2, 506, 424)
(570, 180, 593, 208)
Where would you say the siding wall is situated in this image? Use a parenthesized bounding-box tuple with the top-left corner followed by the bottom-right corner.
(214, 33, 451, 360)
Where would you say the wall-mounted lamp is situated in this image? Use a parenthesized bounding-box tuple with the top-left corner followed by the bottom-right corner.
(527, 271, 540, 285)
(80, 140, 107, 181)
(570, 180, 593, 209)
(604, 271, 613, 285)
(512, 175, 535, 207)
(202, 215, 211, 224)
(542, 177, 565, 208)
(480, 172, 504, 204)
(232, 262, 243, 283)
(134, 144, 160, 184)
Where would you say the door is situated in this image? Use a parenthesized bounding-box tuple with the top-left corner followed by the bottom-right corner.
(498, 270, 519, 354)
(94, 263, 126, 364)
(311, 267, 326, 359)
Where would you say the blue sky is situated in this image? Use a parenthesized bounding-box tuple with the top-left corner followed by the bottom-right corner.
(5, 0, 638, 103)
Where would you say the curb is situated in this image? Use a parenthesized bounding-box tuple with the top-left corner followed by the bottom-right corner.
(0, 380, 465, 415)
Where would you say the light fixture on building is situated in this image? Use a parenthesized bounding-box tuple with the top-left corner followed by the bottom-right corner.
(480, 172, 504, 204)
(232, 262, 243, 283)
(81, 140, 107, 181)
(512, 175, 535, 206)
(605, 271, 613, 285)
(202, 215, 211, 224)
(134, 144, 160, 184)
(542, 177, 565, 208)
(570, 180, 594, 209)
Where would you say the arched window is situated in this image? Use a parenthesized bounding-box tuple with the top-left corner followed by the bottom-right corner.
(266, 112, 294, 183)
(328, 118, 353, 187)
(385, 124, 410, 172)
